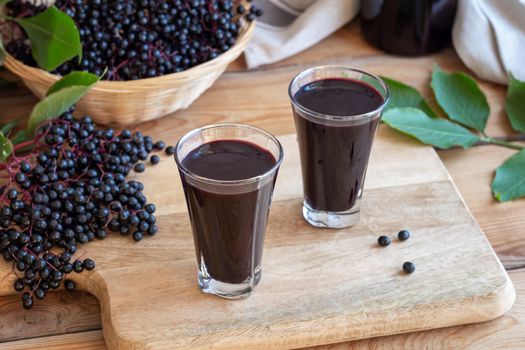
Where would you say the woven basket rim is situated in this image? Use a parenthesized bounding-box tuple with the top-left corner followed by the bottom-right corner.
(4, 20, 255, 89)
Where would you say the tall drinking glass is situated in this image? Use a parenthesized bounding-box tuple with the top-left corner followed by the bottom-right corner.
(289, 66, 389, 228)
(175, 124, 283, 299)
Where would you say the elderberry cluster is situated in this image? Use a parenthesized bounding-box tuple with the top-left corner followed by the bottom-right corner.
(6, 0, 263, 80)
(0, 110, 173, 309)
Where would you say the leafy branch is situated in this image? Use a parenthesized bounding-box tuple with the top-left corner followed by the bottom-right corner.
(0, 3, 81, 70)
(382, 66, 525, 202)
(0, 70, 99, 161)
(0, 1, 92, 159)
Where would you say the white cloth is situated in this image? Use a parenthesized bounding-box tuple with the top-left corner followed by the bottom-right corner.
(244, 0, 359, 68)
(453, 0, 525, 85)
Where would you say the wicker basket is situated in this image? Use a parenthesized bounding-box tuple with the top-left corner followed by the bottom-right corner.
(4, 21, 255, 125)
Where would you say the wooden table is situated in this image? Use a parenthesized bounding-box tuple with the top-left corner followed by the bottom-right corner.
(1, 22, 525, 349)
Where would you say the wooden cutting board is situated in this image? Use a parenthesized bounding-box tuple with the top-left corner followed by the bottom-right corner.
(0, 127, 515, 349)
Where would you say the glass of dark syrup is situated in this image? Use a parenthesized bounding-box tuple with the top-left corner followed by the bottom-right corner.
(289, 66, 389, 228)
(175, 124, 283, 299)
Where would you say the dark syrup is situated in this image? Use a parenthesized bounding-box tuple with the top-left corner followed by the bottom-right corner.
(180, 140, 276, 284)
(293, 78, 384, 212)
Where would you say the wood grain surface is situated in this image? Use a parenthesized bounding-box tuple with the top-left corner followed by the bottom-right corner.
(1, 21, 525, 349)
(2, 330, 107, 350)
(0, 291, 100, 342)
(0, 130, 515, 349)
(311, 269, 525, 350)
(438, 146, 525, 271)
(2, 269, 524, 350)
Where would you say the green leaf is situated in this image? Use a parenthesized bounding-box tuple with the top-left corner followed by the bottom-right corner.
(505, 73, 525, 133)
(431, 65, 490, 132)
(382, 77, 438, 118)
(11, 130, 28, 145)
(1, 121, 17, 136)
(14, 6, 81, 71)
(47, 71, 99, 96)
(492, 149, 525, 202)
(382, 107, 480, 149)
(28, 85, 89, 134)
(27, 71, 97, 134)
(0, 132, 13, 161)
(0, 0, 12, 5)
(0, 39, 5, 66)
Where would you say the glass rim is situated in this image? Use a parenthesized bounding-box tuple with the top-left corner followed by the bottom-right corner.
(175, 123, 284, 186)
(288, 65, 391, 122)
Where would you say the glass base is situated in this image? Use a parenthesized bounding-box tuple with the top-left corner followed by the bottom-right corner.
(198, 268, 261, 299)
(303, 200, 360, 229)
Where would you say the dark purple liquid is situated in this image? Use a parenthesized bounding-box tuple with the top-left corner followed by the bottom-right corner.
(180, 140, 276, 284)
(293, 78, 383, 212)
(360, 0, 457, 56)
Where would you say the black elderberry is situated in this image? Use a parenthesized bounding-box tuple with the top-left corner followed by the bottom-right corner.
(24, 253, 36, 266)
(35, 288, 47, 300)
(18, 233, 30, 244)
(52, 270, 64, 282)
(63, 263, 74, 274)
(145, 204, 156, 214)
(16, 260, 26, 272)
(22, 277, 34, 286)
(19, 161, 31, 173)
(83, 258, 96, 271)
(0, 110, 160, 310)
(22, 294, 33, 310)
(150, 155, 160, 165)
(132, 231, 143, 242)
(148, 225, 158, 236)
(14, 279, 24, 291)
(64, 279, 76, 292)
(35, 258, 47, 271)
(154, 141, 166, 150)
(17, 250, 27, 261)
(73, 260, 84, 273)
(134, 163, 145, 173)
(138, 151, 148, 161)
(40, 268, 51, 280)
(77, 233, 89, 244)
(146, 215, 156, 224)
(6, 1, 263, 80)
(402, 261, 416, 274)
(138, 210, 150, 221)
(138, 221, 149, 232)
(66, 242, 77, 254)
(120, 226, 130, 235)
(24, 269, 36, 280)
(61, 252, 72, 263)
(398, 230, 411, 241)
(95, 229, 108, 240)
(129, 215, 140, 226)
(7, 189, 18, 200)
(1, 206, 12, 218)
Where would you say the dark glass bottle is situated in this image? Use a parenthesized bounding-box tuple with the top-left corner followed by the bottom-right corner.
(360, 0, 458, 56)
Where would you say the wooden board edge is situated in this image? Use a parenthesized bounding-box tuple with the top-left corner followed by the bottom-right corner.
(85, 271, 148, 350)
(76, 245, 516, 350)
(439, 158, 517, 320)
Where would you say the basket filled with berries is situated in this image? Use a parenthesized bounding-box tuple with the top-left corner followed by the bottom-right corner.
(1, 0, 260, 125)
